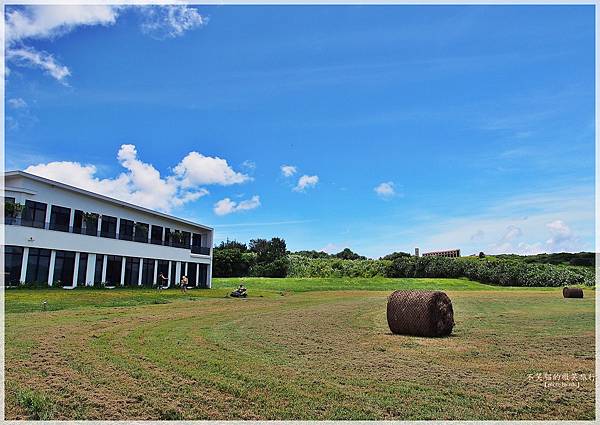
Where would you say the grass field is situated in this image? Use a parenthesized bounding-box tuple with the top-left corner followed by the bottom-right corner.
(5, 278, 595, 420)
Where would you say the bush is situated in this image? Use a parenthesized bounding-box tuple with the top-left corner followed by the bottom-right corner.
(385, 256, 594, 287)
(288, 255, 390, 278)
(250, 257, 289, 278)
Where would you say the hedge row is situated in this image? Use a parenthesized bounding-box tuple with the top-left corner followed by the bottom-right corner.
(288, 255, 390, 278)
(288, 255, 595, 287)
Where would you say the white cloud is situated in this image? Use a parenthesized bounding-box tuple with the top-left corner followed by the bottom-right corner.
(7, 47, 71, 82)
(213, 195, 261, 216)
(241, 160, 256, 171)
(281, 165, 297, 177)
(173, 152, 250, 187)
(7, 98, 27, 109)
(374, 181, 396, 198)
(5, 5, 119, 44)
(501, 225, 522, 242)
(23, 144, 257, 213)
(294, 175, 319, 192)
(5, 5, 206, 82)
(546, 220, 578, 251)
(140, 5, 206, 39)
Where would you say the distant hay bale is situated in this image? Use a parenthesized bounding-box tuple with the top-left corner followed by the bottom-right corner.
(563, 287, 584, 298)
(387, 290, 454, 337)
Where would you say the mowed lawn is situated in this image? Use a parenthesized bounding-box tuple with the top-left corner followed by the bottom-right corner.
(4, 278, 595, 420)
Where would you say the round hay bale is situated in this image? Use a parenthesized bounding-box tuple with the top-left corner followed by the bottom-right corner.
(387, 290, 454, 337)
(563, 287, 584, 298)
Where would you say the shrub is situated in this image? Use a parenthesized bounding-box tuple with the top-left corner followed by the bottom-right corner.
(288, 255, 390, 278)
(385, 256, 594, 287)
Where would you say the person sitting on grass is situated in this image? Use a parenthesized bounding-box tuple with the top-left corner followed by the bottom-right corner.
(230, 284, 247, 298)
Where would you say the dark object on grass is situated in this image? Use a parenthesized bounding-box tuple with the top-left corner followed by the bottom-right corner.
(230, 285, 247, 298)
(387, 290, 454, 337)
(563, 287, 583, 298)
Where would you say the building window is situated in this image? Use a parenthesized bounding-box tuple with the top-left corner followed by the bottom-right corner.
(53, 250, 76, 287)
(124, 257, 140, 286)
(182, 231, 191, 248)
(78, 253, 88, 285)
(26, 248, 51, 284)
(105, 255, 122, 285)
(164, 228, 171, 246)
(157, 260, 169, 285)
(186, 262, 197, 286)
(199, 264, 208, 288)
(119, 219, 134, 241)
(4, 246, 23, 285)
(134, 222, 149, 243)
(170, 261, 177, 285)
(73, 210, 83, 234)
(94, 255, 104, 283)
(49, 205, 71, 232)
(151, 225, 163, 245)
(141, 259, 155, 287)
(192, 233, 205, 254)
(100, 215, 117, 239)
(22, 200, 47, 228)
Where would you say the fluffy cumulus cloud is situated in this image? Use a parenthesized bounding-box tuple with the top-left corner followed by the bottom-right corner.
(24, 144, 252, 213)
(173, 152, 250, 187)
(374, 181, 396, 199)
(294, 175, 319, 192)
(281, 165, 297, 177)
(5, 5, 206, 82)
(213, 196, 261, 216)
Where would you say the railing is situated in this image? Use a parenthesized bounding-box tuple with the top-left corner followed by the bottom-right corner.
(191, 246, 211, 255)
(5, 217, 211, 254)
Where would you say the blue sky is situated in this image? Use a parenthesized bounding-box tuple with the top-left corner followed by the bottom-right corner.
(5, 5, 595, 258)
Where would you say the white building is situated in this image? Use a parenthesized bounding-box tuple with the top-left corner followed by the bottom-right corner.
(3, 171, 213, 288)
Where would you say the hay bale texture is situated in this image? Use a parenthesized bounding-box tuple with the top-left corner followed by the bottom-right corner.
(563, 287, 584, 298)
(387, 290, 454, 337)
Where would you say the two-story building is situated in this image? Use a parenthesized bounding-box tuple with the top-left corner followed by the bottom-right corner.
(3, 171, 213, 288)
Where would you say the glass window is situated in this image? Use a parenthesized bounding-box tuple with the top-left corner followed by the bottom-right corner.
(73, 210, 83, 234)
(157, 260, 169, 286)
(182, 231, 191, 248)
(186, 262, 197, 287)
(198, 264, 208, 288)
(22, 200, 47, 228)
(53, 250, 76, 286)
(119, 219, 134, 241)
(100, 215, 117, 239)
(26, 248, 51, 284)
(94, 255, 105, 283)
(77, 253, 88, 285)
(151, 225, 163, 245)
(105, 255, 122, 285)
(49, 205, 71, 232)
(84, 213, 99, 236)
(164, 228, 171, 246)
(124, 257, 140, 286)
(134, 222, 149, 243)
(141, 258, 155, 287)
(170, 261, 177, 285)
(4, 246, 23, 285)
(192, 233, 202, 254)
